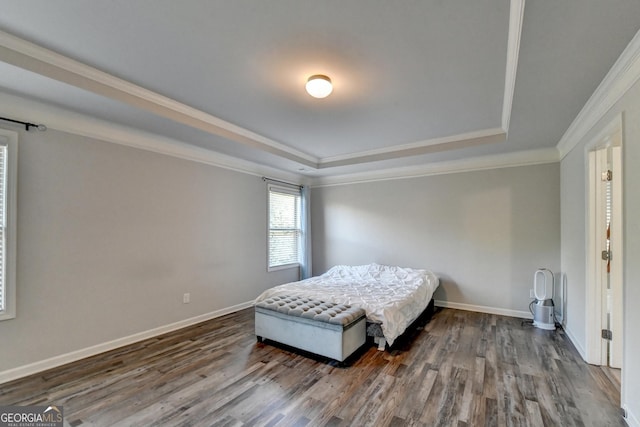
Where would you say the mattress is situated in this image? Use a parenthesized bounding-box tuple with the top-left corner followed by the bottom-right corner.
(255, 263, 439, 346)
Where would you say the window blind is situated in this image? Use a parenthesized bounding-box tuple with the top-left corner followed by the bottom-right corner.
(268, 185, 301, 268)
(0, 144, 6, 313)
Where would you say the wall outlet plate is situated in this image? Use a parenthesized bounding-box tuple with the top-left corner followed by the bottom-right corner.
(183, 293, 190, 304)
(529, 289, 535, 299)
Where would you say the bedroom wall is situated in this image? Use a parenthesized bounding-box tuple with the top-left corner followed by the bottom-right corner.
(310, 163, 560, 316)
(559, 149, 587, 349)
(0, 126, 298, 374)
(560, 77, 640, 423)
(623, 82, 640, 425)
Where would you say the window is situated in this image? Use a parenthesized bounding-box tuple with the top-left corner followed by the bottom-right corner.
(0, 129, 17, 321)
(268, 184, 302, 271)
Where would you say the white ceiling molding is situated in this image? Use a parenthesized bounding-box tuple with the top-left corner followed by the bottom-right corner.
(502, 0, 525, 133)
(0, 29, 319, 168)
(311, 147, 560, 188)
(310, 0, 522, 171)
(0, 16, 525, 170)
(318, 128, 506, 168)
(1, 88, 560, 188)
(0, 90, 307, 186)
(557, 28, 640, 159)
(318, 0, 523, 169)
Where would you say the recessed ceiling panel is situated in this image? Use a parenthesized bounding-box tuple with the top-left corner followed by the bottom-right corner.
(0, 0, 508, 158)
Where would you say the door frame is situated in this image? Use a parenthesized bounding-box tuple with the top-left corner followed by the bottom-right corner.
(609, 145, 623, 368)
(585, 114, 624, 368)
(586, 147, 608, 364)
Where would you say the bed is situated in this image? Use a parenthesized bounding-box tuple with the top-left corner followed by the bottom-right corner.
(255, 263, 439, 348)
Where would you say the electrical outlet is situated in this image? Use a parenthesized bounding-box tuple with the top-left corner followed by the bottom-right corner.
(529, 289, 535, 299)
(183, 293, 190, 304)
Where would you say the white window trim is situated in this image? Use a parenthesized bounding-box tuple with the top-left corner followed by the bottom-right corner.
(267, 184, 302, 272)
(268, 262, 300, 273)
(0, 128, 17, 321)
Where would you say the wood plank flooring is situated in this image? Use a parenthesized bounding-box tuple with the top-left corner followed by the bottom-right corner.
(0, 308, 624, 426)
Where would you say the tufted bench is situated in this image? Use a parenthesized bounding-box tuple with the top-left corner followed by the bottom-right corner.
(255, 295, 366, 362)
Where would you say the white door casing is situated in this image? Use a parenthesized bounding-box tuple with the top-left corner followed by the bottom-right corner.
(585, 114, 623, 371)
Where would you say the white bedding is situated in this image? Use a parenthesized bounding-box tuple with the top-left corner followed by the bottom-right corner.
(255, 263, 439, 346)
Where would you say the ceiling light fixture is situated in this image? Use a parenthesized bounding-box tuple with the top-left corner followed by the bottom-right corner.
(305, 74, 333, 98)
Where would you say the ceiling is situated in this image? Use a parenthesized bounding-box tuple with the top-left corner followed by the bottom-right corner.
(0, 1, 639, 178)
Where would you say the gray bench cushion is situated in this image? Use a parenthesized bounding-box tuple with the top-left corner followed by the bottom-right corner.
(255, 295, 365, 327)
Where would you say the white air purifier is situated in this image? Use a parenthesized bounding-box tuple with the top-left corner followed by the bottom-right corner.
(532, 268, 555, 330)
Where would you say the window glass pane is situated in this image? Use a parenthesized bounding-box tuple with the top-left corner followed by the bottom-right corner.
(269, 230, 299, 266)
(268, 186, 301, 269)
(269, 191, 298, 229)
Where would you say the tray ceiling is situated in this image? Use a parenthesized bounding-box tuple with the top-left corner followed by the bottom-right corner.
(0, 0, 638, 177)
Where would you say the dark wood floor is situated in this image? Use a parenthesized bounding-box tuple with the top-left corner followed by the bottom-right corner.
(0, 308, 624, 427)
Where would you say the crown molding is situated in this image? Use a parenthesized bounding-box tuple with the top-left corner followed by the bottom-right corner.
(0, 29, 318, 168)
(0, 91, 306, 185)
(318, 0, 523, 169)
(1, 90, 554, 189)
(0, 4, 543, 183)
(557, 29, 640, 159)
(0, 21, 522, 170)
(311, 146, 559, 187)
(318, 128, 506, 168)
(502, 0, 525, 133)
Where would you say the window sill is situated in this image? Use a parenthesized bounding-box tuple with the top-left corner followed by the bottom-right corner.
(0, 311, 16, 321)
(268, 263, 300, 273)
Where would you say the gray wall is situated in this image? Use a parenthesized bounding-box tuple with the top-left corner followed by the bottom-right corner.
(311, 163, 560, 314)
(0, 128, 297, 372)
(559, 149, 588, 348)
(560, 78, 640, 419)
(623, 81, 640, 423)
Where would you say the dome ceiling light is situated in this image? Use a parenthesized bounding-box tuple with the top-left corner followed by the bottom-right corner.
(305, 74, 333, 98)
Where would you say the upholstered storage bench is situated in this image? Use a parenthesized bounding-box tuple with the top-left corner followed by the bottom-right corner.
(255, 295, 366, 362)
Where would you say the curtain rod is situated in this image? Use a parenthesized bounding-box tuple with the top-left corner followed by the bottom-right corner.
(262, 177, 303, 189)
(0, 117, 47, 131)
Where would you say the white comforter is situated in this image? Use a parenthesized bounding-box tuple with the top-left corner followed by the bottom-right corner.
(255, 263, 439, 346)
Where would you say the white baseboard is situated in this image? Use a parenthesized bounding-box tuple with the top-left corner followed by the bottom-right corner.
(434, 300, 532, 319)
(625, 405, 640, 427)
(0, 301, 254, 385)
